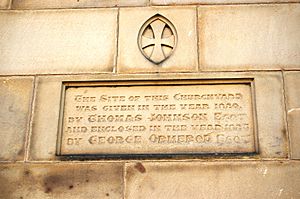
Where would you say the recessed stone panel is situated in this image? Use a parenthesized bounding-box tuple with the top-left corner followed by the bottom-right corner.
(30, 72, 286, 160)
(58, 79, 257, 156)
(0, 9, 117, 75)
(118, 7, 198, 73)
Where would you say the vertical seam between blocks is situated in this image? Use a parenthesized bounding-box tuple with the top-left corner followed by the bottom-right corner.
(196, 6, 201, 72)
(281, 70, 291, 159)
(8, 0, 13, 9)
(123, 162, 127, 199)
(114, 8, 120, 74)
(24, 76, 37, 162)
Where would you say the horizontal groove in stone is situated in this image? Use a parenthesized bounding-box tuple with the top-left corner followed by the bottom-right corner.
(11, 0, 149, 9)
(151, 0, 300, 5)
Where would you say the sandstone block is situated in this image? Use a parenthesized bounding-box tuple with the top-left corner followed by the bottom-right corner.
(284, 72, 300, 159)
(0, 9, 117, 75)
(118, 7, 198, 73)
(0, 163, 123, 199)
(0, 0, 10, 9)
(125, 161, 300, 199)
(198, 4, 300, 71)
(0, 77, 33, 161)
(29, 72, 286, 160)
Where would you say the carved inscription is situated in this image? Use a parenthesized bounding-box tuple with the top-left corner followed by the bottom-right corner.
(58, 81, 257, 155)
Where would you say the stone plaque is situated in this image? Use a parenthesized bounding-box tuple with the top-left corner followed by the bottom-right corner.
(57, 79, 258, 156)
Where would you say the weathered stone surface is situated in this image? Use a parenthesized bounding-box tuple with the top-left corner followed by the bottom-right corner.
(284, 72, 300, 159)
(0, 9, 117, 75)
(0, 77, 33, 161)
(0, 163, 123, 199)
(30, 75, 117, 160)
(0, 0, 10, 9)
(30, 72, 286, 160)
(253, 72, 286, 158)
(125, 161, 300, 199)
(288, 111, 300, 159)
(118, 7, 198, 73)
(198, 4, 300, 71)
(59, 80, 257, 155)
(12, 0, 148, 9)
(151, 0, 300, 5)
(284, 72, 300, 109)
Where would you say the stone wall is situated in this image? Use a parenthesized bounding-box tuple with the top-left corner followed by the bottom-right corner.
(0, 0, 300, 198)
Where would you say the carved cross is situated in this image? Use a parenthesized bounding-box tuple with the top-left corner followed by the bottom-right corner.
(141, 19, 175, 64)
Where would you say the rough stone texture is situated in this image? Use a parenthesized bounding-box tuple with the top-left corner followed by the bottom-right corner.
(253, 72, 287, 158)
(198, 4, 300, 71)
(125, 161, 300, 199)
(118, 7, 198, 73)
(0, 2, 298, 198)
(284, 72, 300, 110)
(0, 163, 123, 199)
(151, 0, 300, 5)
(0, 77, 33, 161)
(12, 0, 148, 9)
(0, 9, 117, 75)
(288, 111, 300, 159)
(0, 0, 10, 9)
(29, 72, 286, 160)
(284, 72, 300, 159)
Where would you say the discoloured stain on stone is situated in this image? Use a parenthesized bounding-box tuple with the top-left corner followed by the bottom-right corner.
(0, 163, 123, 198)
(134, 163, 146, 173)
(43, 173, 73, 194)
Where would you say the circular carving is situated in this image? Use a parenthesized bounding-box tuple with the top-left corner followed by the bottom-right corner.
(138, 14, 177, 64)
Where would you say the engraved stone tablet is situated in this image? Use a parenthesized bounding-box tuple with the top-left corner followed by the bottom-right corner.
(57, 79, 258, 156)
